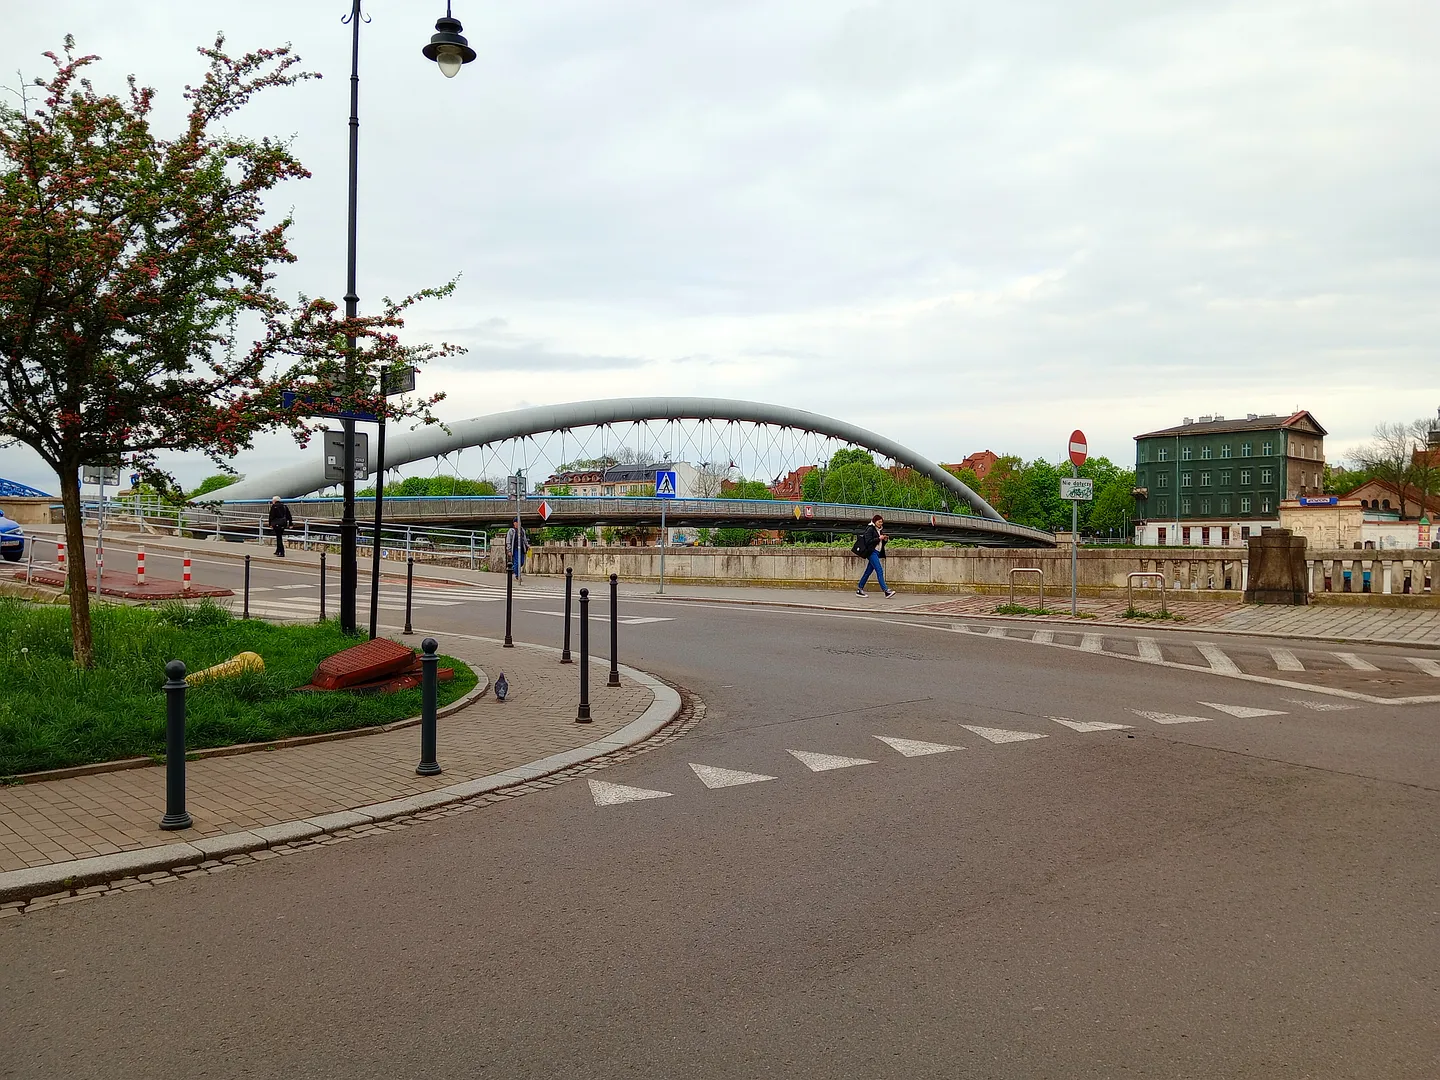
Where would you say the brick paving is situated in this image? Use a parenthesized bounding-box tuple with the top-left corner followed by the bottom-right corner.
(0, 633, 653, 874)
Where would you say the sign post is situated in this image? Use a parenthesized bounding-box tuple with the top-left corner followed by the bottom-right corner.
(82, 464, 120, 597)
(1067, 430, 1088, 615)
(655, 469, 677, 594)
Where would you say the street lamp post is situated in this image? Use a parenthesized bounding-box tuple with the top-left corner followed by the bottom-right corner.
(337, 0, 477, 635)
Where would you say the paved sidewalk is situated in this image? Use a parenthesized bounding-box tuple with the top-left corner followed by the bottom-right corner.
(0, 632, 659, 881)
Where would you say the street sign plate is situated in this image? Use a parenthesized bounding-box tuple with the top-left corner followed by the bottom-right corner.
(537, 500, 553, 521)
(81, 465, 121, 486)
(1299, 495, 1339, 506)
(655, 470, 677, 498)
(381, 366, 416, 396)
(282, 390, 378, 422)
(322, 430, 370, 482)
(1060, 477, 1094, 501)
(1068, 429, 1088, 467)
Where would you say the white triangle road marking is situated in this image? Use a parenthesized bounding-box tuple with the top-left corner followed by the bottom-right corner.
(1283, 698, 1358, 712)
(688, 764, 776, 789)
(873, 735, 966, 757)
(1131, 710, 1210, 725)
(588, 780, 673, 806)
(1200, 702, 1288, 718)
(786, 749, 875, 772)
(1049, 717, 1133, 733)
(960, 725, 1048, 744)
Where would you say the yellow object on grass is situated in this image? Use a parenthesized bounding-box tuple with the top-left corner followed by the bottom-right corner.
(186, 651, 265, 686)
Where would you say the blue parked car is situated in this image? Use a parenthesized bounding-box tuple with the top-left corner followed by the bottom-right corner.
(0, 512, 25, 561)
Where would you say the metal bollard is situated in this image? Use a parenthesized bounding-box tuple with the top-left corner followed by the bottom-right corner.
(182, 550, 191, 592)
(561, 566, 573, 663)
(159, 660, 194, 830)
(607, 573, 620, 687)
(243, 554, 251, 618)
(136, 547, 145, 586)
(403, 556, 415, 635)
(576, 588, 591, 722)
(416, 638, 442, 776)
(503, 560, 514, 648)
(319, 552, 327, 621)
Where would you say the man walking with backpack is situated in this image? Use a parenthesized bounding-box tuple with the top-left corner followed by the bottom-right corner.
(853, 513, 895, 597)
(504, 518, 530, 582)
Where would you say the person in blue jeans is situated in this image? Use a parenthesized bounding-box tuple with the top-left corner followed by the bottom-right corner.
(856, 513, 896, 597)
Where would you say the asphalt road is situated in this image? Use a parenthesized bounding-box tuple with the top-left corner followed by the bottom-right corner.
(4, 547, 1437, 1078)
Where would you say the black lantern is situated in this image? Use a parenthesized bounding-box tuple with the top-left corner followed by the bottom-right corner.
(423, 3, 478, 78)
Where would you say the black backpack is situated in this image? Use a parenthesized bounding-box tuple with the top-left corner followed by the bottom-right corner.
(851, 531, 868, 557)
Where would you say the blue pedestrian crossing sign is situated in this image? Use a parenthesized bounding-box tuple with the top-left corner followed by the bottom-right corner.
(655, 470, 678, 498)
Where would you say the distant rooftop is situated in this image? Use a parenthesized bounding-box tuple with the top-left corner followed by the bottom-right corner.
(1136, 410, 1327, 439)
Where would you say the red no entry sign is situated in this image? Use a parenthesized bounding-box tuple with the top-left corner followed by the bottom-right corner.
(1068, 430, 1088, 467)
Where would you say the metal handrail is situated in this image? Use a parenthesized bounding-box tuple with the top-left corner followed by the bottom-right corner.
(1008, 568, 1044, 609)
(1126, 571, 1168, 615)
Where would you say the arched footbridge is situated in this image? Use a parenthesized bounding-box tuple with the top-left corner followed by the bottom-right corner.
(218, 398, 1056, 548)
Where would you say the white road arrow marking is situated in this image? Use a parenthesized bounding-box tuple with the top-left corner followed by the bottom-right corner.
(873, 735, 966, 757)
(1049, 717, 1132, 733)
(1200, 702, 1288, 718)
(960, 725, 1049, 744)
(786, 750, 875, 772)
(1407, 657, 1440, 677)
(1269, 648, 1304, 672)
(588, 780, 673, 806)
(1131, 710, 1210, 725)
(688, 764, 776, 789)
(1195, 642, 1241, 676)
(1283, 698, 1358, 712)
(1334, 652, 1379, 672)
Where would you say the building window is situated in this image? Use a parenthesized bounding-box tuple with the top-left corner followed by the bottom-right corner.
(1221, 445, 1232, 459)
(1240, 469, 1251, 485)
(1157, 473, 1169, 488)
(1261, 496, 1272, 513)
(1200, 472, 1211, 487)
(1201, 446, 1212, 460)
(1200, 499, 1211, 515)
(1240, 497, 1251, 513)
(1220, 470, 1231, 485)
(1158, 499, 1169, 515)
(1182, 526, 1192, 544)
(1138, 447, 1147, 463)
(1181, 473, 1192, 487)
(1260, 469, 1272, 485)
(1220, 497, 1230, 513)
(1262, 441, 1273, 456)
(1137, 470, 1146, 486)
(1158, 447, 1169, 462)
(1241, 442, 1252, 457)
(1157, 526, 1167, 545)
(1201, 526, 1211, 545)
(1182, 446, 1193, 461)
(1241, 525, 1251, 540)
(1182, 498, 1192, 515)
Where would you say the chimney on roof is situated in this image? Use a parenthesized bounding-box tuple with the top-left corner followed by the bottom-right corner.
(1198, 415, 1213, 423)
(1247, 413, 1258, 420)
(1214, 415, 1224, 421)
(1183, 417, 1194, 425)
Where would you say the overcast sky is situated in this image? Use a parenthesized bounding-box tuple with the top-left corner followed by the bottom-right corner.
(3, 0, 1437, 494)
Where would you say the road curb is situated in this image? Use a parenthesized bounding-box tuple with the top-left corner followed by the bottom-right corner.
(0, 641, 681, 904)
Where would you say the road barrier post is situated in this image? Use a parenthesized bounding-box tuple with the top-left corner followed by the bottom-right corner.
(243, 555, 251, 619)
(403, 556, 415, 636)
(561, 566, 574, 663)
(136, 547, 146, 587)
(182, 550, 191, 592)
(416, 637, 442, 776)
(57, 539, 65, 577)
(159, 660, 193, 830)
(608, 573, 621, 687)
(320, 552, 327, 621)
(504, 561, 514, 648)
(576, 588, 592, 722)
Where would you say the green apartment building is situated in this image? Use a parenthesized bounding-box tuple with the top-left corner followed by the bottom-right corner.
(1133, 411, 1327, 546)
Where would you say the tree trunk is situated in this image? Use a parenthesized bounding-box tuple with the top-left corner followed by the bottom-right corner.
(58, 467, 95, 669)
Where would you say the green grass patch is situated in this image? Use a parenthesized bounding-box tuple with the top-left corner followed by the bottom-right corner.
(1121, 606, 1185, 622)
(992, 604, 1096, 618)
(0, 598, 477, 776)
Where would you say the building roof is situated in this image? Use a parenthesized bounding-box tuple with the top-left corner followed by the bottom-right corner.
(1136, 410, 1327, 440)
(1341, 478, 1440, 516)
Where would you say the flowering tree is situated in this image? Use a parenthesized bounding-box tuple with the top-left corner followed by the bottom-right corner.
(0, 38, 461, 666)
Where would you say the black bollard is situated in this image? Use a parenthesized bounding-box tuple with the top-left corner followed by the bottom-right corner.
(504, 559, 514, 648)
(319, 552, 327, 621)
(607, 573, 621, 687)
(576, 588, 591, 722)
(243, 554, 251, 619)
(159, 660, 193, 830)
(416, 637, 442, 776)
(561, 566, 573, 663)
(403, 556, 415, 636)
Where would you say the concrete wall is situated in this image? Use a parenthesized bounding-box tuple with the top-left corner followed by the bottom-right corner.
(0, 498, 61, 525)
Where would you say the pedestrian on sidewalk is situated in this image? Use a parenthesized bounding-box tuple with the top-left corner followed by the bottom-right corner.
(268, 496, 294, 558)
(854, 513, 895, 598)
(504, 518, 530, 582)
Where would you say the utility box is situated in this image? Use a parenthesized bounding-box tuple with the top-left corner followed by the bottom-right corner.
(1244, 527, 1309, 605)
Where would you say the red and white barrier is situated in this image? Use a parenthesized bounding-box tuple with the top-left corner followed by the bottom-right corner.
(182, 551, 192, 592)
(136, 547, 146, 586)
(57, 540, 66, 573)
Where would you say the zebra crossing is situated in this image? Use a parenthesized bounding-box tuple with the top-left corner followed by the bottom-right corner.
(588, 700, 1338, 808)
(237, 580, 550, 621)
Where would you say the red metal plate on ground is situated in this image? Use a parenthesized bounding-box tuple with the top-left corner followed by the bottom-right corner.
(311, 638, 416, 691)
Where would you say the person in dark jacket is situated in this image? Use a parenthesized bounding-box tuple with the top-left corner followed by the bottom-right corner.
(856, 513, 895, 597)
(267, 496, 294, 557)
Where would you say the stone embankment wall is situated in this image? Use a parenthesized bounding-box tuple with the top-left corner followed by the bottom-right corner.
(524, 545, 1440, 606)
